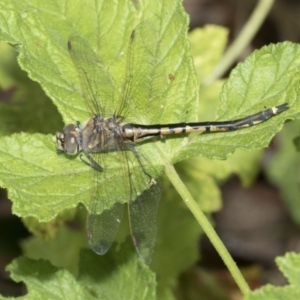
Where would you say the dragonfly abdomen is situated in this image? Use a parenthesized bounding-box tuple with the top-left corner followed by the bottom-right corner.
(122, 103, 289, 142)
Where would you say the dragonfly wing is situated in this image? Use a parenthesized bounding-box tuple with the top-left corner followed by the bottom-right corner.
(87, 201, 124, 255)
(68, 33, 118, 117)
(116, 21, 169, 124)
(129, 180, 161, 264)
(126, 147, 161, 264)
(86, 149, 130, 255)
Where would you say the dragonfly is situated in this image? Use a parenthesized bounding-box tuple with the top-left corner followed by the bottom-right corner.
(56, 24, 289, 264)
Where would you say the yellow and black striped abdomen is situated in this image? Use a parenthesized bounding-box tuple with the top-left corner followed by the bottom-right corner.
(122, 103, 289, 142)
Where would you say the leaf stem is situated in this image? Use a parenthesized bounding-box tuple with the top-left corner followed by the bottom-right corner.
(203, 0, 275, 85)
(164, 162, 251, 296)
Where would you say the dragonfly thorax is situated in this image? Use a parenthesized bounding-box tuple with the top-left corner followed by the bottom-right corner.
(80, 115, 128, 152)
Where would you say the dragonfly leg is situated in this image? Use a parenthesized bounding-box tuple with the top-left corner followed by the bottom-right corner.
(80, 152, 103, 172)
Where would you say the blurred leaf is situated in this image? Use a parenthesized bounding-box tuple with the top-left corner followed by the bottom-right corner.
(21, 224, 87, 275)
(267, 120, 300, 225)
(293, 134, 300, 152)
(175, 268, 231, 300)
(189, 25, 228, 82)
(176, 159, 222, 212)
(0, 43, 63, 135)
(246, 252, 300, 300)
(198, 80, 225, 120)
(152, 184, 202, 299)
(22, 208, 77, 239)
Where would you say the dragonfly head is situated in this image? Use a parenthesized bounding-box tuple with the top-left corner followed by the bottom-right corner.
(56, 124, 79, 155)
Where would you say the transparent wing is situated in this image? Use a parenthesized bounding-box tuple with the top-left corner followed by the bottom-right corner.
(68, 23, 169, 123)
(87, 138, 137, 254)
(116, 21, 169, 124)
(86, 151, 126, 254)
(68, 33, 119, 116)
(129, 181, 161, 264)
(87, 143, 161, 260)
(125, 147, 161, 264)
(87, 202, 124, 255)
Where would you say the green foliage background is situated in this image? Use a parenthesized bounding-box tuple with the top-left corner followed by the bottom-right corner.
(0, 0, 299, 299)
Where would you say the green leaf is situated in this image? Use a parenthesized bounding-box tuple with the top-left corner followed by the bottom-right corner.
(0, 0, 196, 125)
(0, 133, 90, 221)
(1, 240, 156, 300)
(246, 252, 300, 300)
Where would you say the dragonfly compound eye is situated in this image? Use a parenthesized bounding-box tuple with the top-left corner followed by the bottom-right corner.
(56, 124, 79, 155)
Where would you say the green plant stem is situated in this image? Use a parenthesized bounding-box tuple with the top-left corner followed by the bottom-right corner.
(203, 0, 274, 85)
(164, 162, 251, 296)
